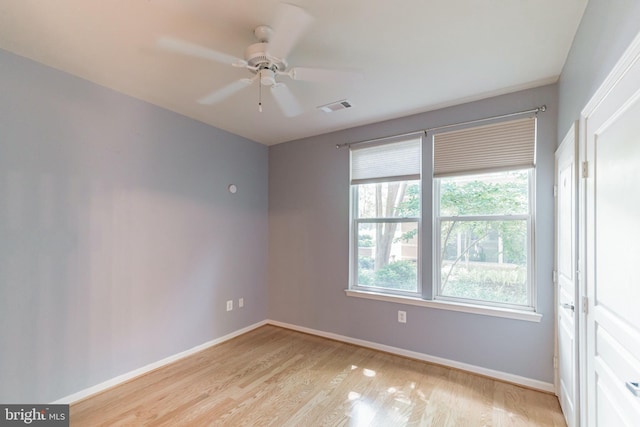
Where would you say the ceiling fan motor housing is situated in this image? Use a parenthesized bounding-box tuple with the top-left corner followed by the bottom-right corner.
(245, 40, 287, 80)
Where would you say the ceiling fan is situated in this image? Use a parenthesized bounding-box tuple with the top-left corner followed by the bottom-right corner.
(157, 3, 361, 117)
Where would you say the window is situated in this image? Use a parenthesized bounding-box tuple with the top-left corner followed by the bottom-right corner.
(435, 170, 533, 308)
(350, 137, 422, 295)
(433, 117, 536, 310)
(347, 116, 537, 316)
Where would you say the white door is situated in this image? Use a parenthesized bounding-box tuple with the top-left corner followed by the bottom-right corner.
(555, 123, 579, 427)
(583, 34, 640, 426)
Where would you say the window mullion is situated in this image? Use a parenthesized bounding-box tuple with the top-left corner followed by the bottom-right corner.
(433, 179, 442, 298)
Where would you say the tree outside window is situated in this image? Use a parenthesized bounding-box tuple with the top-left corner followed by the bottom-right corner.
(355, 180, 420, 292)
(436, 170, 532, 306)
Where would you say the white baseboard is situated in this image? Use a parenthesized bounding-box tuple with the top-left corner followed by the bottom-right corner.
(267, 320, 555, 393)
(51, 320, 268, 404)
(52, 317, 553, 404)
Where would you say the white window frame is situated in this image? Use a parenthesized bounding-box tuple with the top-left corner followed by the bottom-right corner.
(346, 117, 542, 322)
(433, 169, 536, 311)
(349, 136, 423, 297)
(350, 190, 422, 297)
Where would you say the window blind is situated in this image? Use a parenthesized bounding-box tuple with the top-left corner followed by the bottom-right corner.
(350, 137, 421, 184)
(433, 117, 536, 177)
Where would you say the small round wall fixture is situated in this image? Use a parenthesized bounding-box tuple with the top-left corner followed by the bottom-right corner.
(228, 184, 237, 194)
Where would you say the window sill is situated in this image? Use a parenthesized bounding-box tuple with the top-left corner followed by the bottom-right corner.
(344, 289, 542, 322)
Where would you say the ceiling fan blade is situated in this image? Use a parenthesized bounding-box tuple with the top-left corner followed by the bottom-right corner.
(157, 36, 247, 67)
(288, 67, 363, 83)
(198, 78, 254, 105)
(267, 3, 314, 61)
(271, 83, 303, 117)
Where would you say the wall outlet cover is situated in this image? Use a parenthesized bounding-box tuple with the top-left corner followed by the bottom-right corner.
(398, 311, 407, 323)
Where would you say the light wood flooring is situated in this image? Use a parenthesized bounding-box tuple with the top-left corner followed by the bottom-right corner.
(71, 325, 566, 426)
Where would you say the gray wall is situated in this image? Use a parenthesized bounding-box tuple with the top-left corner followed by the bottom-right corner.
(0, 49, 269, 403)
(269, 84, 558, 383)
(558, 0, 640, 140)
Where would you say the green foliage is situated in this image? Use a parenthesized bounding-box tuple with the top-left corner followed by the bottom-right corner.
(394, 183, 420, 217)
(497, 221, 527, 264)
(358, 257, 374, 270)
(441, 264, 527, 305)
(439, 171, 530, 299)
(373, 260, 416, 290)
(358, 269, 374, 286)
(358, 234, 374, 247)
(357, 259, 417, 291)
(395, 183, 420, 242)
(440, 172, 528, 216)
(441, 220, 526, 265)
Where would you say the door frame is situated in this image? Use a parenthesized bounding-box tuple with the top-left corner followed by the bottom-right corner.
(578, 29, 640, 426)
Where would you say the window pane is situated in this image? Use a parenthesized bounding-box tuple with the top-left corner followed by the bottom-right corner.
(439, 219, 527, 305)
(439, 171, 529, 216)
(357, 180, 420, 218)
(357, 221, 418, 292)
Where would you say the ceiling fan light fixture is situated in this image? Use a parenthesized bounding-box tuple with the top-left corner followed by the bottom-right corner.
(260, 69, 277, 86)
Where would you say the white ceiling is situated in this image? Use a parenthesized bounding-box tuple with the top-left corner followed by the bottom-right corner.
(0, 0, 587, 145)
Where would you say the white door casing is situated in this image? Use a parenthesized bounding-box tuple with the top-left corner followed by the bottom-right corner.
(555, 123, 579, 427)
(582, 32, 640, 426)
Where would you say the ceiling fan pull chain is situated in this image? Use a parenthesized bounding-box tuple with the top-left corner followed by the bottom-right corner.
(258, 72, 263, 113)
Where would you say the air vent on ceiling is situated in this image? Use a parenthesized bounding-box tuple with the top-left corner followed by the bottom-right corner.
(318, 99, 353, 113)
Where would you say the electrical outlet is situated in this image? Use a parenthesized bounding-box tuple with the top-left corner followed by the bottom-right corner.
(398, 310, 407, 323)
(239, 298, 244, 308)
(226, 300, 233, 311)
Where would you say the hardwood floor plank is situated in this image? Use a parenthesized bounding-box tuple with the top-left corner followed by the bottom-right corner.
(70, 325, 565, 426)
